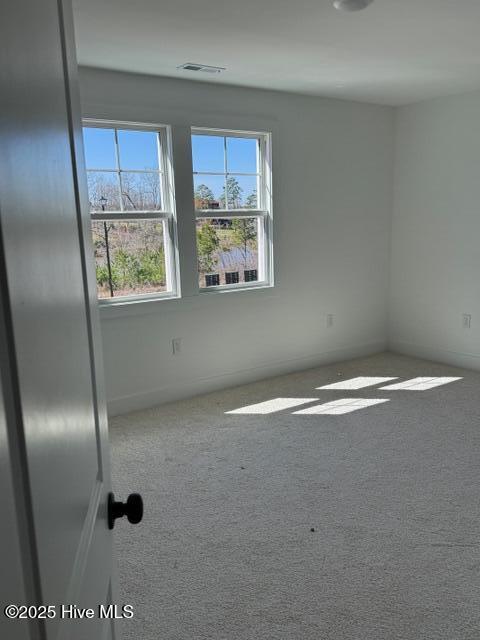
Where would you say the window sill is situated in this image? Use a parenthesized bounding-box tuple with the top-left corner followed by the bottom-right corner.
(98, 283, 276, 320)
(98, 292, 180, 319)
(199, 282, 273, 295)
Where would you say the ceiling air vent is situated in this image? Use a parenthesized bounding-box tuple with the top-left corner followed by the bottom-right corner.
(178, 63, 225, 74)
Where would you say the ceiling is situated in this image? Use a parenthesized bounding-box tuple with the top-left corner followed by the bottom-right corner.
(73, 0, 480, 106)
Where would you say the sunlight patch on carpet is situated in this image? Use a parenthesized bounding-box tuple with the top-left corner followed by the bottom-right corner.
(317, 376, 398, 390)
(293, 398, 390, 415)
(380, 377, 462, 391)
(226, 398, 318, 415)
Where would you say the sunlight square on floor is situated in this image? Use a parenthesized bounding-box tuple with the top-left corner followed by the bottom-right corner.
(293, 398, 390, 415)
(317, 376, 398, 390)
(380, 377, 462, 391)
(225, 398, 318, 415)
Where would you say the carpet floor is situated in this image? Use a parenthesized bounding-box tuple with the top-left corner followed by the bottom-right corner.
(110, 352, 480, 640)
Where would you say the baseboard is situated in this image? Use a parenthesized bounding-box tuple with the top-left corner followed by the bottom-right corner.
(107, 340, 386, 417)
(389, 339, 480, 371)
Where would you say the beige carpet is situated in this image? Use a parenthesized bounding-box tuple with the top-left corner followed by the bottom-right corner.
(110, 352, 480, 639)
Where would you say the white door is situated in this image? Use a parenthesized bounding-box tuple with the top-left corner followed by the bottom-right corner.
(0, 1, 135, 639)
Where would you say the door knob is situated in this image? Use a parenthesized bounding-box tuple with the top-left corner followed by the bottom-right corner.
(108, 492, 143, 529)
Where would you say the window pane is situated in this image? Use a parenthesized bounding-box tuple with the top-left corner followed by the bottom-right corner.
(92, 220, 167, 299)
(83, 127, 117, 170)
(226, 137, 258, 174)
(196, 217, 259, 288)
(225, 175, 258, 209)
(192, 134, 225, 172)
(121, 172, 162, 211)
(117, 130, 160, 171)
(194, 175, 225, 210)
(87, 171, 121, 212)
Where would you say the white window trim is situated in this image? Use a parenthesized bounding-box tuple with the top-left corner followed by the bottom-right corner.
(83, 118, 180, 304)
(192, 127, 274, 293)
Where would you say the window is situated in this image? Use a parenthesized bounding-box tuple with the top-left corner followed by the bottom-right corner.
(82, 121, 273, 305)
(82, 120, 178, 301)
(192, 128, 273, 291)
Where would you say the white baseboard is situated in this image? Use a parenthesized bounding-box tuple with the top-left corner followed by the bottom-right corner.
(107, 340, 386, 417)
(389, 339, 480, 371)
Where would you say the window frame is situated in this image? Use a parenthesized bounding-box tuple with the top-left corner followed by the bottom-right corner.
(192, 127, 274, 293)
(82, 118, 180, 304)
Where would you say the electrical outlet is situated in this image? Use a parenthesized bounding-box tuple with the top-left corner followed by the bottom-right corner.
(462, 314, 471, 329)
(172, 338, 182, 355)
(326, 314, 334, 329)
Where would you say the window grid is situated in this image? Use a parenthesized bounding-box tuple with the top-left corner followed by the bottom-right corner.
(84, 119, 174, 216)
(192, 129, 265, 215)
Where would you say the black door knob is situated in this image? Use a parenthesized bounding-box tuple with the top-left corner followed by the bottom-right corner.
(108, 492, 143, 530)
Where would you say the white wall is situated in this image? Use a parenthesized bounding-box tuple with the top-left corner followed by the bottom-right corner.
(390, 90, 480, 369)
(79, 67, 394, 415)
